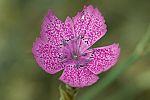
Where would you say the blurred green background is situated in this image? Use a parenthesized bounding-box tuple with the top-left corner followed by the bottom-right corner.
(0, 0, 150, 100)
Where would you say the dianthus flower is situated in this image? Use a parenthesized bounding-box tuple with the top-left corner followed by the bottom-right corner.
(32, 5, 120, 87)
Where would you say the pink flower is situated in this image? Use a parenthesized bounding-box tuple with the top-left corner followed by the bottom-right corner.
(32, 5, 120, 87)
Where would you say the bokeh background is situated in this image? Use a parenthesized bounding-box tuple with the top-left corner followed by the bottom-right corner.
(0, 0, 150, 100)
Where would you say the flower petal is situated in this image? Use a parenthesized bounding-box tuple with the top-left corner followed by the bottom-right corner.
(32, 37, 64, 74)
(59, 66, 99, 87)
(41, 10, 64, 45)
(32, 10, 77, 74)
(41, 10, 75, 44)
(63, 16, 76, 40)
(87, 44, 120, 75)
(73, 5, 107, 50)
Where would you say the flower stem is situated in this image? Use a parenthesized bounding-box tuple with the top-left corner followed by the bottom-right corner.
(59, 84, 78, 100)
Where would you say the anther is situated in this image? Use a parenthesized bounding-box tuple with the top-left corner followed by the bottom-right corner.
(73, 54, 78, 60)
(82, 53, 88, 56)
(62, 40, 68, 46)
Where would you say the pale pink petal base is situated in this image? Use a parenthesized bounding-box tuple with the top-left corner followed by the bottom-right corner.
(59, 66, 99, 87)
(87, 44, 120, 75)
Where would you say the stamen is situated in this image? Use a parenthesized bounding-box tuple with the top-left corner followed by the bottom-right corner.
(82, 53, 88, 56)
(62, 40, 68, 46)
(85, 59, 92, 63)
(75, 63, 84, 68)
(72, 54, 78, 60)
(78, 34, 84, 39)
(59, 55, 68, 63)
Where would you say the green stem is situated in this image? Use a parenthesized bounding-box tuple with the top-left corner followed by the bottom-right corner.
(59, 84, 78, 100)
(80, 24, 150, 100)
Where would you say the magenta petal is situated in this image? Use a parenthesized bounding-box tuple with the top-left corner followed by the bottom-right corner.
(73, 5, 107, 49)
(32, 10, 65, 74)
(32, 37, 64, 74)
(41, 10, 64, 45)
(59, 66, 99, 87)
(41, 10, 76, 44)
(62, 16, 76, 40)
(87, 44, 120, 75)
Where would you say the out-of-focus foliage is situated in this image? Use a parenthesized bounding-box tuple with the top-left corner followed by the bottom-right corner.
(0, 0, 150, 100)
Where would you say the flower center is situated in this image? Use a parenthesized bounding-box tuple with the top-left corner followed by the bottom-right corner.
(72, 53, 78, 60)
(60, 37, 92, 67)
